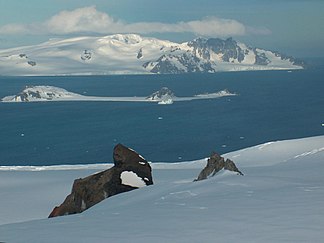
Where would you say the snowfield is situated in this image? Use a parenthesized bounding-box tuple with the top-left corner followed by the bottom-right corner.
(0, 136, 323, 242)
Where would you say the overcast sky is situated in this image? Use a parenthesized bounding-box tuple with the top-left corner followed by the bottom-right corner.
(0, 0, 323, 57)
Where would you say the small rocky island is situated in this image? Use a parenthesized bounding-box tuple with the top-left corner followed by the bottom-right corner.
(1, 86, 82, 102)
(146, 87, 175, 104)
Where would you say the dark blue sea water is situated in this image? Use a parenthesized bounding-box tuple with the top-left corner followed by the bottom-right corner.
(1, 69, 324, 166)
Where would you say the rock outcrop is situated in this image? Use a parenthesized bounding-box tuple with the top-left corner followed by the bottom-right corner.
(81, 50, 92, 61)
(143, 37, 304, 74)
(137, 48, 143, 59)
(49, 144, 153, 218)
(195, 152, 243, 181)
(146, 87, 175, 101)
(1, 85, 82, 102)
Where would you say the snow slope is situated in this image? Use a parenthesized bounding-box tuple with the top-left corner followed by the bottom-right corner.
(0, 34, 303, 76)
(0, 136, 323, 242)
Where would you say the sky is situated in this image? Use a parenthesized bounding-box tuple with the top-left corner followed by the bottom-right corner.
(0, 0, 323, 57)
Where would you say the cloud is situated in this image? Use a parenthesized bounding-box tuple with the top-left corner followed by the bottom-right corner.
(45, 6, 123, 34)
(0, 24, 34, 35)
(0, 6, 269, 37)
(246, 26, 272, 35)
(184, 17, 247, 36)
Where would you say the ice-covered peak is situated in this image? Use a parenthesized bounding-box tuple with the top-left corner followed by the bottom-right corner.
(109, 34, 144, 44)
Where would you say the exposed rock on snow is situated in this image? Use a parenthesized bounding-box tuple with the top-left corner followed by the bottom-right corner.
(137, 48, 143, 59)
(143, 37, 304, 74)
(81, 50, 92, 61)
(48, 144, 153, 218)
(143, 52, 214, 74)
(195, 152, 243, 181)
(27, 60, 37, 66)
(194, 89, 236, 98)
(1, 85, 82, 102)
(146, 87, 175, 104)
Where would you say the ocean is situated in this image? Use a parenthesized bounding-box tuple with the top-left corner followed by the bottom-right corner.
(1, 68, 324, 166)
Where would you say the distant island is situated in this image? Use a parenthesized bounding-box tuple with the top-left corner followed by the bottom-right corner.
(0, 34, 303, 76)
(1, 86, 236, 104)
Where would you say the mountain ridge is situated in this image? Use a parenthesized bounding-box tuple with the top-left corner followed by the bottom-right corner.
(0, 34, 304, 76)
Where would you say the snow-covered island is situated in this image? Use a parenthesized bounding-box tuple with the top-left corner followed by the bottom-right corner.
(146, 87, 175, 104)
(0, 135, 323, 242)
(193, 89, 236, 99)
(1, 86, 84, 102)
(1, 85, 236, 104)
(0, 34, 304, 76)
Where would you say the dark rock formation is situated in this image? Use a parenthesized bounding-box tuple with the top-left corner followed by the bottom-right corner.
(143, 52, 215, 74)
(224, 158, 243, 175)
(273, 51, 305, 67)
(49, 144, 153, 218)
(144, 37, 303, 74)
(137, 48, 143, 59)
(81, 50, 92, 61)
(195, 152, 243, 181)
(143, 54, 184, 74)
(146, 87, 175, 101)
(27, 60, 36, 66)
(188, 37, 245, 63)
(254, 51, 270, 65)
(14, 89, 42, 101)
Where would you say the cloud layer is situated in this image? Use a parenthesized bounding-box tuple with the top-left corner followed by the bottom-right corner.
(0, 6, 269, 37)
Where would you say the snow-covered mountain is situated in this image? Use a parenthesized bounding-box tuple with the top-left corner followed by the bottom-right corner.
(0, 136, 323, 242)
(0, 34, 303, 76)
